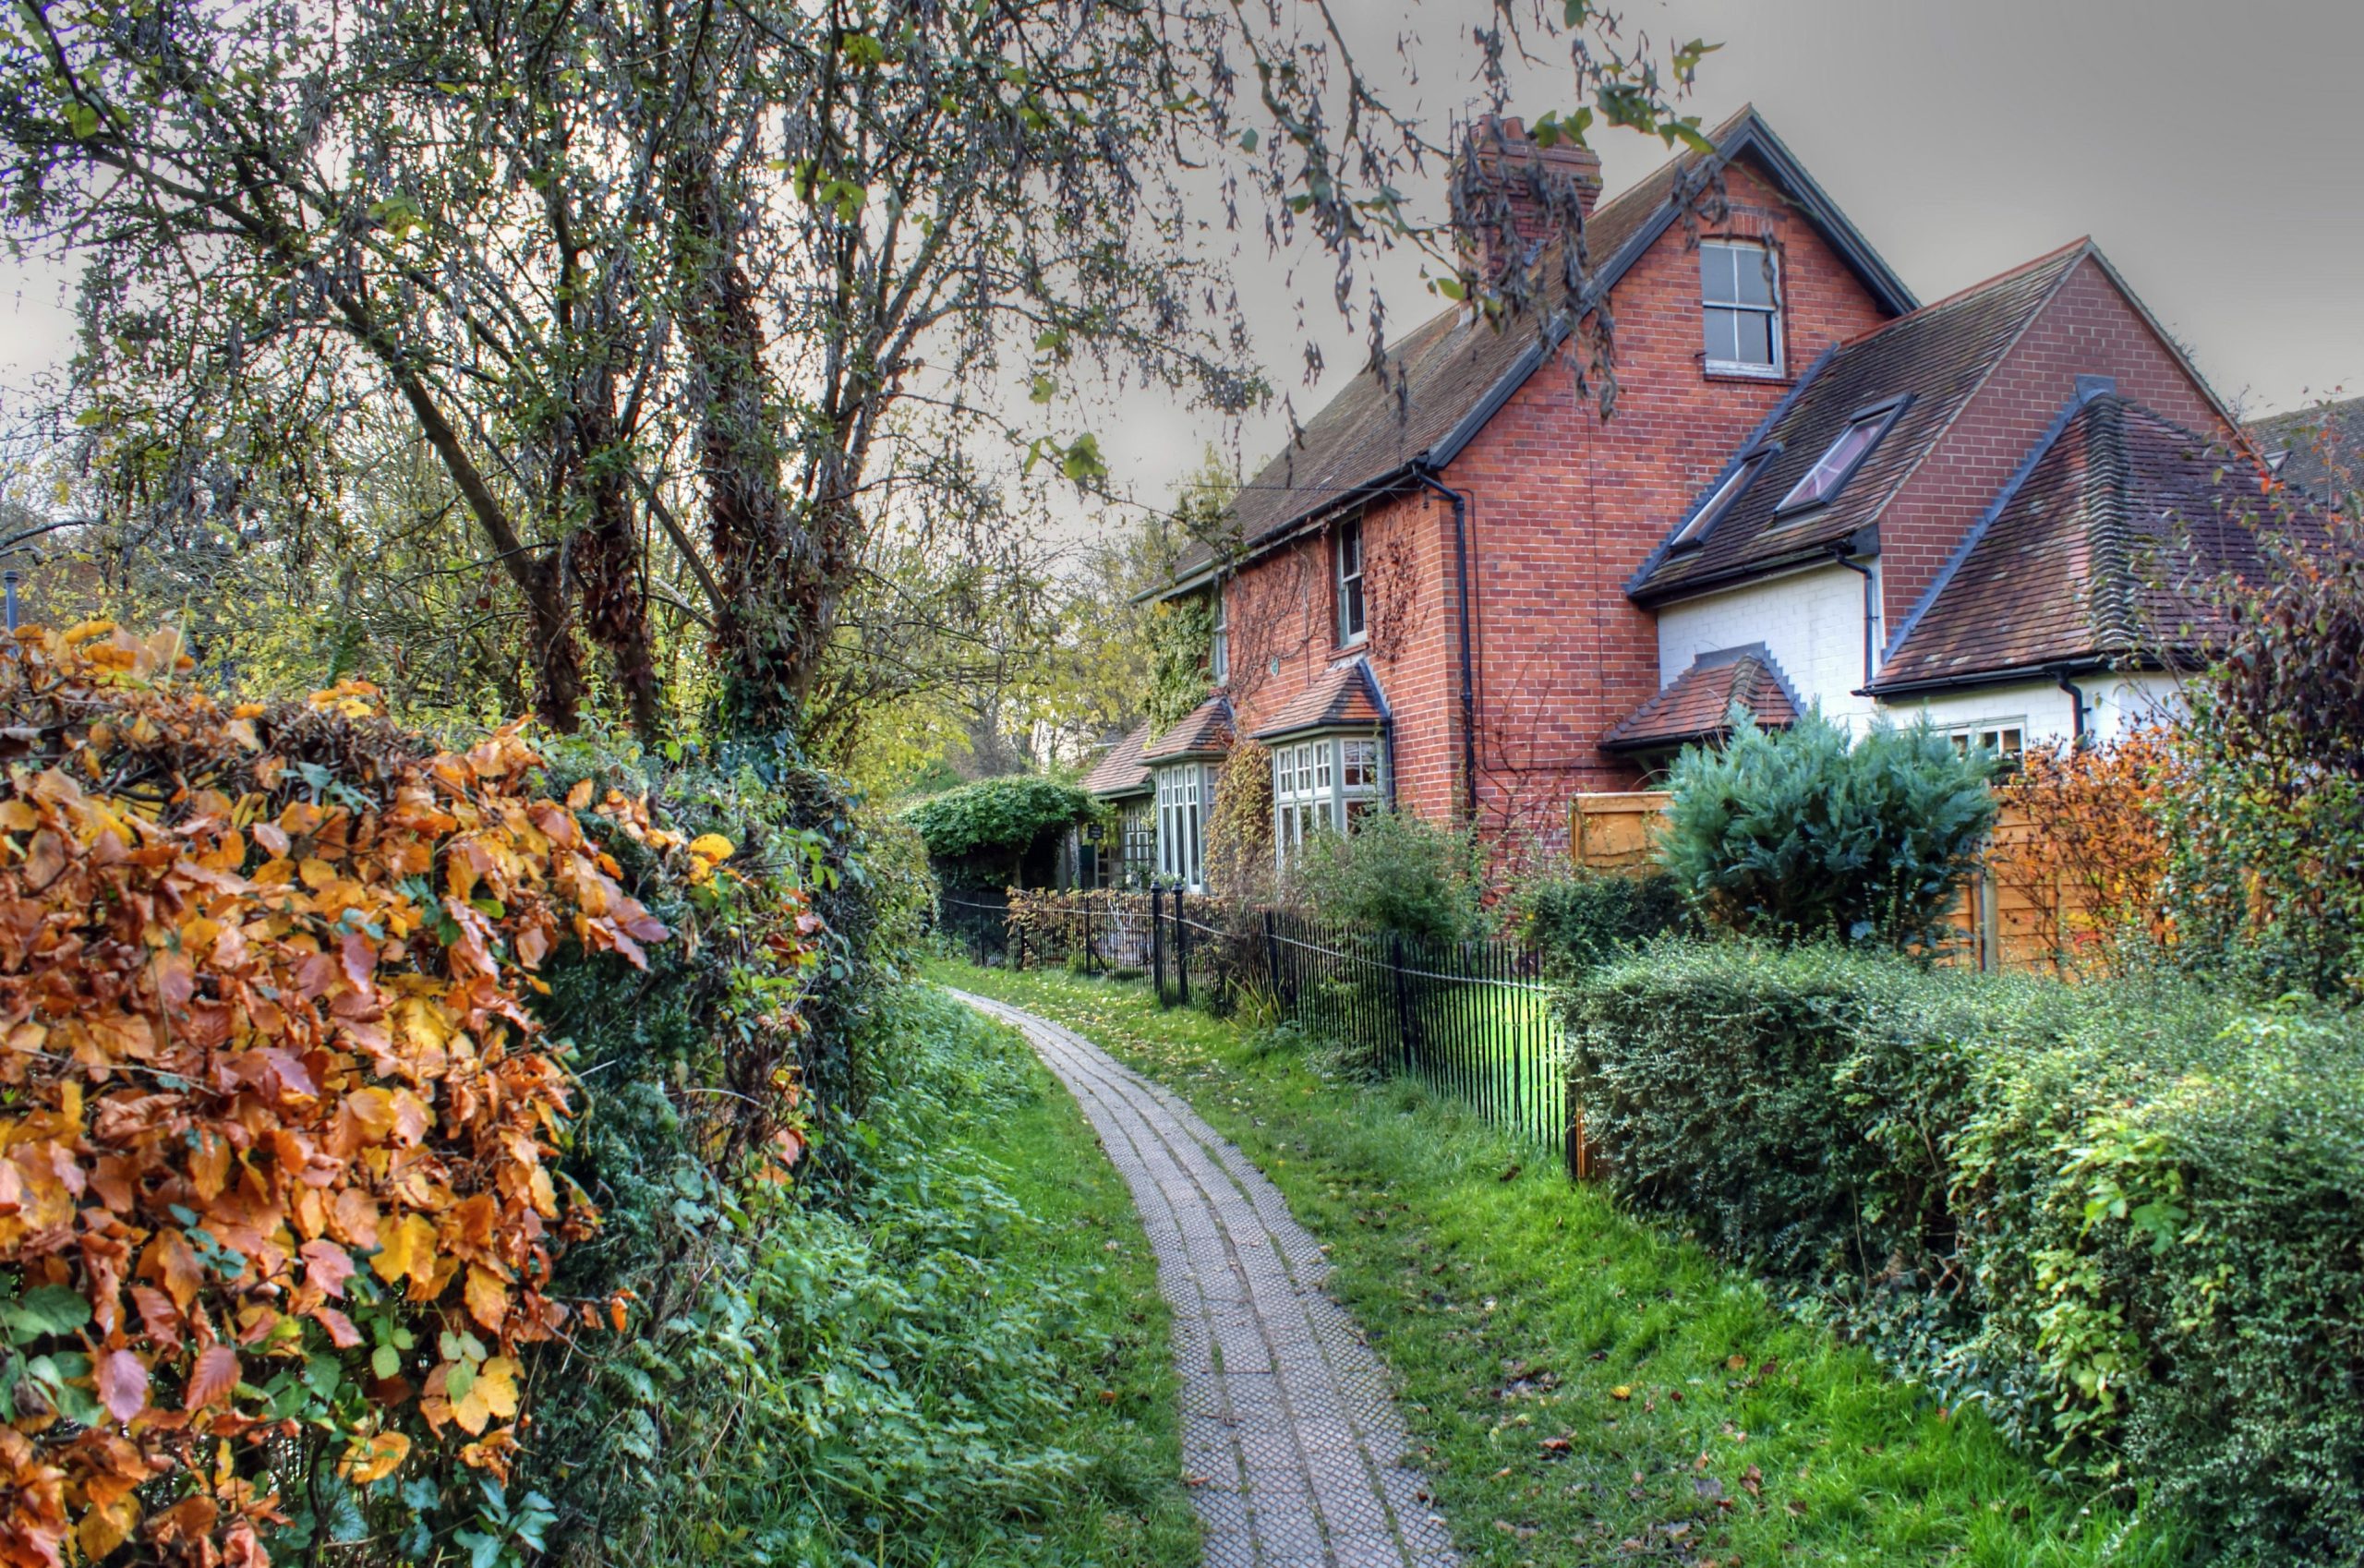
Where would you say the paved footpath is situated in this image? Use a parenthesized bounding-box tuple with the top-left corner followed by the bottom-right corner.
(954, 991, 1458, 1568)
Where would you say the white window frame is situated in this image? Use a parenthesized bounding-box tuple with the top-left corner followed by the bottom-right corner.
(1153, 764, 1212, 889)
(1334, 519, 1366, 647)
(1670, 451, 1771, 551)
(1947, 720, 2026, 766)
(1272, 733, 1386, 865)
(1777, 401, 1905, 516)
(1701, 239, 1783, 378)
(1210, 590, 1229, 684)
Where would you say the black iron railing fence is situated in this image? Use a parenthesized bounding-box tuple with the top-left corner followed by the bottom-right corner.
(937, 887, 1589, 1179)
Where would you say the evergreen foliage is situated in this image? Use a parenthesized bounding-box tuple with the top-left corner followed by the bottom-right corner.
(1658, 711, 1996, 947)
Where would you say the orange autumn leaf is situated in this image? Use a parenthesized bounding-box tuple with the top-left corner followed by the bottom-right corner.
(184, 1345, 239, 1412)
(0, 625, 825, 1568)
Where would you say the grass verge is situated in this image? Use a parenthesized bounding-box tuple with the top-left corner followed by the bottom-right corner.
(932, 960, 2186, 1568)
(922, 992, 1201, 1566)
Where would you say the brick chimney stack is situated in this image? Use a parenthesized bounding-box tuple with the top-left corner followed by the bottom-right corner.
(1453, 115, 1604, 280)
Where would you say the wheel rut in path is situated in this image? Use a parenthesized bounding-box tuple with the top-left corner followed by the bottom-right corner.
(952, 990, 1458, 1568)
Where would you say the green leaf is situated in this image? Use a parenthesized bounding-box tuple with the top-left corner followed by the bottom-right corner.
(66, 102, 99, 139)
(371, 1344, 400, 1381)
(1059, 434, 1105, 483)
(1238, 128, 1259, 153)
(8, 1286, 91, 1342)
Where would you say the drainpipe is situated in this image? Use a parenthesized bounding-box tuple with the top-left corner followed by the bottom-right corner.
(2052, 666, 2089, 743)
(1412, 464, 1481, 822)
(1829, 542, 1876, 687)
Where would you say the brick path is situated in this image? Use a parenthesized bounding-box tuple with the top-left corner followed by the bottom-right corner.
(954, 990, 1458, 1567)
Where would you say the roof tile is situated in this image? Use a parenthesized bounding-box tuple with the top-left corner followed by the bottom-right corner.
(1079, 721, 1154, 797)
(1248, 662, 1387, 741)
(1874, 394, 2290, 689)
(1630, 241, 2089, 603)
(1602, 648, 1797, 751)
(1140, 695, 1236, 762)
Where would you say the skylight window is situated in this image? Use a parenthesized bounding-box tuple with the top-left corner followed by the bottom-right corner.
(1670, 452, 1770, 550)
(1776, 403, 1904, 514)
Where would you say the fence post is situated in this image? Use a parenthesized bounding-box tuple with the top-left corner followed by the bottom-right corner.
(1389, 933, 1414, 1070)
(1263, 910, 1282, 1008)
(1081, 897, 1092, 974)
(1151, 886, 1166, 1006)
(1176, 887, 1191, 1007)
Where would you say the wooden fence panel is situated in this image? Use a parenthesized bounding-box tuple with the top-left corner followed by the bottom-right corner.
(1566, 791, 2099, 975)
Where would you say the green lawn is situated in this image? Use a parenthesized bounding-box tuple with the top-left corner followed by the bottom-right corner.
(934, 960, 2188, 1568)
(952, 1000, 1203, 1567)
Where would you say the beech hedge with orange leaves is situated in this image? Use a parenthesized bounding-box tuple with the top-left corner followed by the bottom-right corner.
(0, 625, 832, 1568)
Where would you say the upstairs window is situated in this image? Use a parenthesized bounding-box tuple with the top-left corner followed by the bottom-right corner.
(1701, 240, 1781, 376)
(1211, 590, 1229, 684)
(1334, 518, 1366, 646)
(1777, 401, 1905, 514)
(1669, 451, 1771, 551)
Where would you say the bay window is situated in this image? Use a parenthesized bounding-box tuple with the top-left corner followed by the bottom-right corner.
(1154, 764, 1212, 888)
(1271, 733, 1385, 862)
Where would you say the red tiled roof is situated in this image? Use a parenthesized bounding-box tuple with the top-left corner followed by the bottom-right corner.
(1874, 393, 2294, 691)
(1630, 241, 2090, 604)
(1249, 662, 1387, 741)
(1079, 721, 1154, 798)
(1602, 649, 1798, 751)
(1140, 695, 1235, 762)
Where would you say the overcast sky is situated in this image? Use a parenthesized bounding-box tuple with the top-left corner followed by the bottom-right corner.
(4, 0, 2357, 531)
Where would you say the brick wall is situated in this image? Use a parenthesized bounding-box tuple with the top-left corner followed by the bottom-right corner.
(1441, 159, 1894, 849)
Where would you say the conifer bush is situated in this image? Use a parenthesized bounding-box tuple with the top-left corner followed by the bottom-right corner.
(1658, 712, 1995, 947)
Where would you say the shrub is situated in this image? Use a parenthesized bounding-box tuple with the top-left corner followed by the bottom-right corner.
(900, 775, 1098, 889)
(1284, 808, 1479, 944)
(1989, 729, 2174, 976)
(2159, 510, 2364, 999)
(0, 624, 821, 1568)
(1658, 711, 1996, 947)
(1567, 941, 2364, 1558)
(1514, 867, 1693, 973)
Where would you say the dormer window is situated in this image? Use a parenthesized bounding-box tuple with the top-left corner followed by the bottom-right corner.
(1701, 240, 1781, 376)
(1669, 451, 1771, 551)
(1334, 518, 1366, 646)
(1777, 400, 1907, 514)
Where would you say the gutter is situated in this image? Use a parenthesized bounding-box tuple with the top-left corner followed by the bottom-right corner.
(1412, 464, 1482, 821)
(1860, 653, 2129, 701)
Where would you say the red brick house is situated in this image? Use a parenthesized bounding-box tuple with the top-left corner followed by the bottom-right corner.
(1091, 105, 2280, 887)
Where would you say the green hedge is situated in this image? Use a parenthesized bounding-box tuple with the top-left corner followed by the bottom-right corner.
(1514, 867, 1694, 974)
(1567, 941, 2364, 1562)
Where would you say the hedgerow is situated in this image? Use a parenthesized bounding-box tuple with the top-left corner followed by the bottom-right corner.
(0, 623, 825, 1567)
(1567, 940, 2364, 1561)
(900, 776, 1097, 890)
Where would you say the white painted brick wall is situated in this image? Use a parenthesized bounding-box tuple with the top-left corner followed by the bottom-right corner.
(1657, 570, 2189, 748)
(1656, 562, 1879, 730)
